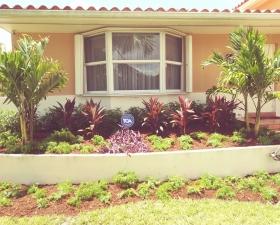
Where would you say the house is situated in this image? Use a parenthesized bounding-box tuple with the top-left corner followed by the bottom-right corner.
(0, 0, 280, 117)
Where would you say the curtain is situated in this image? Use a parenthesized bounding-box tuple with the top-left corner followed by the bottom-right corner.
(86, 64, 107, 91)
(166, 64, 181, 90)
(114, 63, 159, 90)
(166, 34, 182, 62)
(84, 34, 106, 63)
(112, 33, 160, 60)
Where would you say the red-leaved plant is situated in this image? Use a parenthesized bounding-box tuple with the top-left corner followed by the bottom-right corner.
(142, 97, 167, 134)
(171, 96, 199, 134)
(52, 98, 76, 130)
(203, 96, 238, 131)
(80, 99, 105, 137)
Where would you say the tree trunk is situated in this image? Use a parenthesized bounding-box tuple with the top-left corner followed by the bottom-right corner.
(254, 96, 262, 136)
(19, 112, 28, 144)
(29, 104, 34, 144)
(244, 94, 250, 132)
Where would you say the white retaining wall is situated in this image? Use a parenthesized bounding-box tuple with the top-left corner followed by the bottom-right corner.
(0, 145, 280, 184)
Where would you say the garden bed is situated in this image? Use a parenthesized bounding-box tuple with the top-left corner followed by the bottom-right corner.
(1, 170, 280, 217)
(0, 145, 280, 184)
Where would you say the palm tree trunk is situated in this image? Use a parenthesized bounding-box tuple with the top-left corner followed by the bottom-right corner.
(254, 96, 262, 136)
(19, 111, 28, 144)
(244, 94, 250, 131)
(29, 104, 34, 144)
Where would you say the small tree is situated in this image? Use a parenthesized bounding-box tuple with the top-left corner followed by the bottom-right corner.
(204, 27, 280, 136)
(0, 35, 67, 144)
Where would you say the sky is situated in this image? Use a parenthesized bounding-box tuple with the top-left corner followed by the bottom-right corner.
(0, 0, 243, 10)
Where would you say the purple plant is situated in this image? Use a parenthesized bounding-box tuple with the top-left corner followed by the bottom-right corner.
(102, 129, 150, 154)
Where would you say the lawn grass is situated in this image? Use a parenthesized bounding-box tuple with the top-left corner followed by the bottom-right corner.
(1, 199, 280, 225)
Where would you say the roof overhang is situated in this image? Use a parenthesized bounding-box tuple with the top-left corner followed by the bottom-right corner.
(2, 9, 280, 34)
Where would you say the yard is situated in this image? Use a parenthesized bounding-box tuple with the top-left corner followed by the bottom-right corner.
(1, 199, 280, 225)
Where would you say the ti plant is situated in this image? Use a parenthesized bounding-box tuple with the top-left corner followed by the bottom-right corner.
(51, 98, 76, 130)
(171, 96, 199, 134)
(203, 96, 238, 132)
(142, 97, 167, 135)
(81, 99, 105, 137)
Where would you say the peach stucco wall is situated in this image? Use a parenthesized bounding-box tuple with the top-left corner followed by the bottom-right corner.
(12, 33, 75, 95)
(12, 32, 280, 94)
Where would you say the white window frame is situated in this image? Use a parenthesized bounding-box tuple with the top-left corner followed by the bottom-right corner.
(77, 27, 189, 96)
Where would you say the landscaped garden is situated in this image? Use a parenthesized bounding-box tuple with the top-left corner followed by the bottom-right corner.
(1, 27, 280, 223)
(0, 171, 280, 216)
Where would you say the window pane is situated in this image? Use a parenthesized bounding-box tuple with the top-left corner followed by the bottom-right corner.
(112, 33, 160, 60)
(84, 34, 106, 63)
(114, 63, 159, 90)
(86, 64, 107, 91)
(166, 35, 182, 62)
(166, 64, 181, 89)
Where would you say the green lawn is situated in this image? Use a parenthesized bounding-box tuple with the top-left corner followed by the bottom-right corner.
(1, 199, 280, 225)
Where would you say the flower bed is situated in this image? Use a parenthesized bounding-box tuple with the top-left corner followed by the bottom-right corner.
(1, 170, 280, 216)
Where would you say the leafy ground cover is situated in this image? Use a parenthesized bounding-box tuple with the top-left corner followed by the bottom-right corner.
(1, 199, 280, 225)
(1, 171, 280, 217)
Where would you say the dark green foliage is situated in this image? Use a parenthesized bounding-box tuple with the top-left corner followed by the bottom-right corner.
(98, 108, 122, 137)
(125, 107, 145, 131)
(47, 129, 81, 144)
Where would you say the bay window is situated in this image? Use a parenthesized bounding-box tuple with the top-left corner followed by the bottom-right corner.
(80, 29, 187, 95)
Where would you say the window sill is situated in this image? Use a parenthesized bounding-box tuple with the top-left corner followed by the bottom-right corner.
(80, 91, 189, 97)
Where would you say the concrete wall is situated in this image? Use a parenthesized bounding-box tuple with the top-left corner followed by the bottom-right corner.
(0, 145, 279, 184)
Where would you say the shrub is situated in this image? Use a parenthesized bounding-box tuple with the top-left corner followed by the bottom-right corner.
(199, 174, 224, 190)
(156, 176, 185, 201)
(80, 99, 105, 137)
(254, 171, 271, 181)
(237, 177, 265, 192)
(98, 108, 122, 137)
(28, 185, 49, 208)
(187, 185, 202, 195)
(258, 135, 273, 145)
(50, 98, 76, 130)
(1, 184, 21, 198)
(231, 131, 246, 144)
(137, 178, 158, 199)
(207, 133, 227, 147)
(125, 107, 145, 131)
(0, 196, 11, 207)
(49, 181, 73, 201)
(142, 97, 167, 134)
(190, 131, 207, 141)
(118, 188, 139, 199)
(46, 142, 73, 154)
(260, 187, 278, 201)
(113, 171, 139, 189)
(178, 135, 193, 150)
(147, 135, 174, 151)
(47, 129, 81, 144)
(91, 135, 107, 146)
(36, 198, 49, 208)
(203, 96, 238, 131)
(171, 96, 199, 134)
(216, 185, 236, 199)
(0, 131, 20, 148)
(69, 181, 111, 206)
(0, 109, 19, 133)
(6, 142, 40, 154)
(78, 145, 96, 154)
(104, 129, 149, 154)
(271, 174, 280, 185)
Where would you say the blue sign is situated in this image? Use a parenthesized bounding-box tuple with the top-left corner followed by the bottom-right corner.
(121, 114, 135, 128)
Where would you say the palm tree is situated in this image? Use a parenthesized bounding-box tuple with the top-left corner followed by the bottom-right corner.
(204, 27, 280, 136)
(0, 35, 67, 144)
